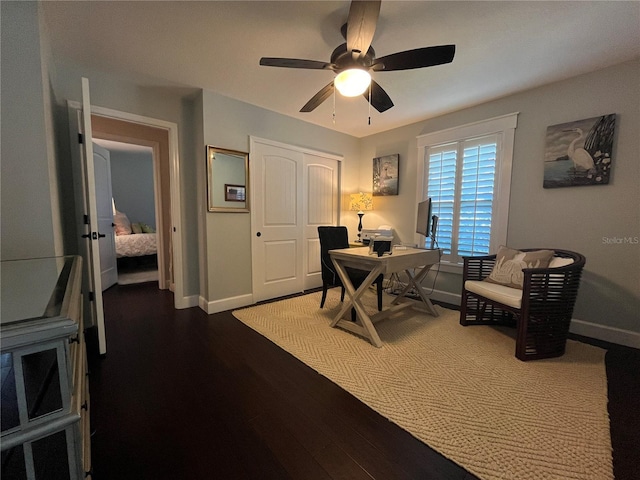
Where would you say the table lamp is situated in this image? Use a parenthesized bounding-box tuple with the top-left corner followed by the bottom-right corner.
(349, 192, 373, 242)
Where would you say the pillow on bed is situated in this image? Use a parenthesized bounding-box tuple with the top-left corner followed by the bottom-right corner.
(131, 222, 143, 234)
(141, 223, 156, 233)
(113, 211, 132, 235)
(484, 246, 555, 289)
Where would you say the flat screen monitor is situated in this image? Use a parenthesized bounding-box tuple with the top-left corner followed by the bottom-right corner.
(416, 198, 432, 238)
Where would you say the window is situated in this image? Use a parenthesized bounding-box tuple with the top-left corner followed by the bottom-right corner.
(417, 113, 518, 266)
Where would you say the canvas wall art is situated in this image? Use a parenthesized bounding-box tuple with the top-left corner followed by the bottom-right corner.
(543, 114, 616, 188)
(373, 154, 399, 196)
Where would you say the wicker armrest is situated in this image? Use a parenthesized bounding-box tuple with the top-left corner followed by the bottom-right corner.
(521, 250, 586, 313)
(462, 254, 497, 282)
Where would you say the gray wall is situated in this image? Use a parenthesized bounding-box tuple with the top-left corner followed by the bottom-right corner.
(1, 1, 63, 260)
(200, 90, 362, 304)
(50, 62, 201, 298)
(360, 59, 640, 338)
(109, 149, 156, 228)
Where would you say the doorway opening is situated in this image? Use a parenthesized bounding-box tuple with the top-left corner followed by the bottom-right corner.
(91, 115, 173, 291)
(93, 139, 159, 287)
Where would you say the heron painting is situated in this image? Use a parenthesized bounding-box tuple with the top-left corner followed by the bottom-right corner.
(543, 114, 616, 188)
(373, 154, 399, 196)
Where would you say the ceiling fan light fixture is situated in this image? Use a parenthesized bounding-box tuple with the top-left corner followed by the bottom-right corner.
(334, 68, 371, 97)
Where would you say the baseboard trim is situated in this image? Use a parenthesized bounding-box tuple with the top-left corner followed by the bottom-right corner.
(174, 294, 198, 310)
(570, 319, 640, 349)
(200, 293, 254, 315)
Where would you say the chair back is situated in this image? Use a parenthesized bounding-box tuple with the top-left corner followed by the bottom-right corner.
(317, 226, 350, 286)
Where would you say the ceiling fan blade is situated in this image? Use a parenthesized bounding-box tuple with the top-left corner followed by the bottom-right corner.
(372, 45, 456, 71)
(346, 0, 381, 58)
(300, 82, 335, 112)
(260, 57, 332, 70)
(363, 80, 393, 113)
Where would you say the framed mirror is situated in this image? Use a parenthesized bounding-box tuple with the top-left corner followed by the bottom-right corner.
(207, 146, 249, 212)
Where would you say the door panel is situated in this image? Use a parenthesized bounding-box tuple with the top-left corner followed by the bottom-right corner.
(264, 156, 297, 226)
(92, 143, 118, 290)
(69, 77, 107, 355)
(306, 164, 336, 224)
(307, 238, 321, 278)
(251, 138, 341, 301)
(264, 240, 298, 282)
(303, 155, 340, 290)
(251, 143, 304, 302)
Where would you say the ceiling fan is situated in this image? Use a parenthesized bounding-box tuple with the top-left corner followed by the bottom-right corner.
(259, 0, 455, 114)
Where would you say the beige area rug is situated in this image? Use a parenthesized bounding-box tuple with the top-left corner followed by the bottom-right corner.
(233, 289, 613, 480)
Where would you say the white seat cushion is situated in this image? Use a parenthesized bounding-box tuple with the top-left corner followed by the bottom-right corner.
(549, 257, 573, 268)
(465, 280, 522, 309)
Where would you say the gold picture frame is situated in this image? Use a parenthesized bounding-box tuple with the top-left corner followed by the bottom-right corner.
(206, 146, 249, 212)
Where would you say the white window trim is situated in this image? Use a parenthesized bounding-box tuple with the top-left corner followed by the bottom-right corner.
(416, 112, 518, 270)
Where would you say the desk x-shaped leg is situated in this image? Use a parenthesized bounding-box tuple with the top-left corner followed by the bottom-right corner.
(330, 260, 385, 347)
(391, 264, 440, 317)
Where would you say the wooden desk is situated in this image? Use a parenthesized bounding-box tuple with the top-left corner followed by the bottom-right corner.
(329, 247, 441, 347)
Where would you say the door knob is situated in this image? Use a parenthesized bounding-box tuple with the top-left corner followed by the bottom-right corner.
(256, 232, 261, 237)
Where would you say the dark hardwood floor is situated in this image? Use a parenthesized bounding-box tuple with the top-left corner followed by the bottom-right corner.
(90, 283, 639, 479)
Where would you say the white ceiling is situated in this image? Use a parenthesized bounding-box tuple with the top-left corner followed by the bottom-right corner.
(42, 1, 640, 138)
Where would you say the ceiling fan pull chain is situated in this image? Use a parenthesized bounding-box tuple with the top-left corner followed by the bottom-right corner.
(368, 83, 372, 125)
(332, 86, 336, 125)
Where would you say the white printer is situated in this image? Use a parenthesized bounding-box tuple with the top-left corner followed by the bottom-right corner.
(361, 227, 394, 246)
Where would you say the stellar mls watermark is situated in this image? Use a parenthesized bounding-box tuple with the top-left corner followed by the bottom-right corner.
(602, 236, 639, 245)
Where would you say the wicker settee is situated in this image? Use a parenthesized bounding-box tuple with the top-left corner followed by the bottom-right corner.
(459, 248, 586, 361)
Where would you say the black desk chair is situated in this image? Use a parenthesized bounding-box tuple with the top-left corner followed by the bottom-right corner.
(317, 226, 384, 318)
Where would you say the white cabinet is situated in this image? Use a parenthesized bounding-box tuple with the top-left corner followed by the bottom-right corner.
(1, 256, 91, 479)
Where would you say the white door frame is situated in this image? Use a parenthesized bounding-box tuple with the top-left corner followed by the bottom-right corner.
(68, 101, 188, 309)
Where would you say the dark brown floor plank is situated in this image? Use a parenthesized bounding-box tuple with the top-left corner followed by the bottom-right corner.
(88, 283, 639, 480)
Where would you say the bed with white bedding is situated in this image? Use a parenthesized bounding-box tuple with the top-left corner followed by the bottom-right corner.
(115, 233, 157, 258)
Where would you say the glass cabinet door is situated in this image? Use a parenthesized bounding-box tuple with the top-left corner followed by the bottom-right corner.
(22, 349, 63, 420)
(1, 352, 20, 433)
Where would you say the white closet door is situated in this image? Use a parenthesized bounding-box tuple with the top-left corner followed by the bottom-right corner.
(250, 138, 341, 302)
(251, 141, 304, 302)
(303, 154, 340, 290)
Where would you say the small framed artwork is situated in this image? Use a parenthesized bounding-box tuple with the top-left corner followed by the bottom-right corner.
(373, 154, 399, 196)
(224, 184, 246, 202)
(543, 114, 616, 188)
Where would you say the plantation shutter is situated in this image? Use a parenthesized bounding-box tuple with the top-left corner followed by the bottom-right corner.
(426, 144, 457, 254)
(426, 134, 498, 262)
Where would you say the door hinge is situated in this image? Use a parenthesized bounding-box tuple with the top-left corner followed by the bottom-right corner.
(88, 291, 95, 302)
(84, 214, 90, 225)
(78, 133, 84, 144)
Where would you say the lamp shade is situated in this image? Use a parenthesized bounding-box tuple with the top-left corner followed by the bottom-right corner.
(335, 69, 371, 97)
(349, 192, 374, 213)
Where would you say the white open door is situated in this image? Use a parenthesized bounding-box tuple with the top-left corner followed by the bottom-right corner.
(93, 142, 118, 290)
(70, 78, 107, 355)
